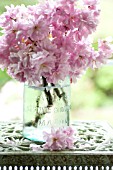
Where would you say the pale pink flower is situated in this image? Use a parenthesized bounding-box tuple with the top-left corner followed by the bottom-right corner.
(43, 128, 66, 151)
(0, 4, 28, 30)
(98, 39, 113, 57)
(47, 63, 69, 84)
(63, 126, 75, 136)
(83, 0, 98, 5)
(43, 126, 75, 151)
(27, 15, 49, 41)
(83, 0, 99, 10)
(29, 126, 76, 151)
(7, 50, 35, 83)
(0, 36, 10, 69)
(30, 143, 43, 151)
(0, 0, 113, 85)
(31, 50, 55, 80)
(47, 51, 70, 84)
(63, 126, 76, 149)
(77, 10, 99, 35)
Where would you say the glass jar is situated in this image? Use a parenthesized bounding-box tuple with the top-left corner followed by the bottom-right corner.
(23, 77, 70, 143)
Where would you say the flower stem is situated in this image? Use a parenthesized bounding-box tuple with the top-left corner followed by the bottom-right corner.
(42, 76, 53, 105)
(25, 78, 69, 127)
(51, 83, 68, 106)
(25, 77, 54, 127)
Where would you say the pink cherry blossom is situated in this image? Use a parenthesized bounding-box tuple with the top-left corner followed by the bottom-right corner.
(0, 36, 10, 69)
(30, 143, 43, 151)
(43, 126, 75, 151)
(31, 50, 56, 81)
(29, 126, 76, 151)
(63, 126, 75, 135)
(98, 39, 113, 57)
(83, 0, 99, 10)
(27, 15, 50, 41)
(43, 128, 66, 151)
(76, 10, 99, 36)
(0, 0, 112, 85)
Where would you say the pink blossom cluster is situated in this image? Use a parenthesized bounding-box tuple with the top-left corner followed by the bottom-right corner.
(0, 0, 113, 85)
(43, 126, 75, 150)
(30, 126, 76, 151)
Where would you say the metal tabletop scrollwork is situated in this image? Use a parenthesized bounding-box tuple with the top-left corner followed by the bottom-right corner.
(0, 121, 113, 152)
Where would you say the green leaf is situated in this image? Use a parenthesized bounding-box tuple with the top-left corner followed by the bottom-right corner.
(0, 70, 11, 89)
(92, 42, 98, 51)
(0, 0, 38, 14)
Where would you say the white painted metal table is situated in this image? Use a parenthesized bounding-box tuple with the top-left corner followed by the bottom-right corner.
(0, 121, 113, 169)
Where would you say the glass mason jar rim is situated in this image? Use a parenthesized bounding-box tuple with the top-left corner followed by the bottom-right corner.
(25, 77, 70, 91)
(26, 84, 70, 91)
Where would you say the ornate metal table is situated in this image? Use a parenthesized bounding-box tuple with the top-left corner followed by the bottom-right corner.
(0, 121, 113, 169)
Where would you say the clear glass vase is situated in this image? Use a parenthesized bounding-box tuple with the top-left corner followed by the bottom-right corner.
(23, 77, 70, 143)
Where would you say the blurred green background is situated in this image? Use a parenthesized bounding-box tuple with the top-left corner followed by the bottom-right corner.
(0, 0, 113, 125)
